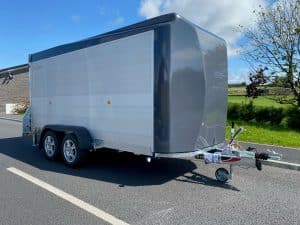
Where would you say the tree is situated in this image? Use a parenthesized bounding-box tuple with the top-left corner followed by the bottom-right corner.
(270, 76, 291, 88)
(246, 67, 268, 98)
(239, 0, 300, 106)
(297, 26, 300, 55)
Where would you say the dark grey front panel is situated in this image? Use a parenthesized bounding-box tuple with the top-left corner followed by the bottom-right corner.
(163, 19, 227, 153)
(168, 19, 205, 153)
(195, 28, 228, 149)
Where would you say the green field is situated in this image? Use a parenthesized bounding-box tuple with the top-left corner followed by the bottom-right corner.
(228, 95, 292, 108)
(228, 85, 294, 108)
(228, 86, 292, 96)
(227, 89, 300, 148)
(228, 86, 247, 95)
(225, 121, 300, 148)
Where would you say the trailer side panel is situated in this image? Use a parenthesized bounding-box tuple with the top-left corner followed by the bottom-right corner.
(30, 31, 154, 155)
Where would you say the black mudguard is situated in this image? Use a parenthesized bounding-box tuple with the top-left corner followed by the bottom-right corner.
(39, 125, 93, 151)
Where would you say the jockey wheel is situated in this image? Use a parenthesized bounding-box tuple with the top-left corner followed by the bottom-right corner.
(215, 168, 230, 182)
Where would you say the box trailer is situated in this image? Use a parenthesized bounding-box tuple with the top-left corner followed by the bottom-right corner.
(23, 13, 228, 167)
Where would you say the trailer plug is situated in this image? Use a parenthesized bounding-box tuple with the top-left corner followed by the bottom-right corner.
(255, 159, 262, 171)
(255, 152, 270, 160)
(255, 152, 270, 171)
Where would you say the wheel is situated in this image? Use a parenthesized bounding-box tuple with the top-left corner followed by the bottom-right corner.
(42, 131, 60, 160)
(61, 134, 86, 167)
(215, 168, 230, 182)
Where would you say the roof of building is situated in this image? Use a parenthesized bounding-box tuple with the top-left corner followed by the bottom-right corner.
(0, 64, 29, 76)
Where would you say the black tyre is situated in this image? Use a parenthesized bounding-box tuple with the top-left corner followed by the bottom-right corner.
(61, 134, 86, 167)
(42, 131, 60, 160)
(215, 168, 230, 182)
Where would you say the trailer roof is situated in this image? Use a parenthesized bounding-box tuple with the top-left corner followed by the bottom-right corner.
(29, 13, 178, 63)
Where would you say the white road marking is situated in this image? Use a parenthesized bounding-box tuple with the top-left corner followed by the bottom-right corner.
(238, 141, 300, 150)
(7, 167, 130, 225)
(263, 160, 300, 171)
(267, 160, 300, 166)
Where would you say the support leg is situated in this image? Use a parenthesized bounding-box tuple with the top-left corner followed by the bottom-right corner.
(229, 164, 233, 180)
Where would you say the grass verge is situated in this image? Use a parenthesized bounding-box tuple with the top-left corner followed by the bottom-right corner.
(225, 120, 300, 149)
(228, 95, 292, 108)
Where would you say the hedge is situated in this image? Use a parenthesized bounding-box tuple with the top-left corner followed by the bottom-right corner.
(227, 101, 300, 130)
(286, 107, 300, 130)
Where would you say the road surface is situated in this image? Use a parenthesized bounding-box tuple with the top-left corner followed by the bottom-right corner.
(0, 119, 299, 225)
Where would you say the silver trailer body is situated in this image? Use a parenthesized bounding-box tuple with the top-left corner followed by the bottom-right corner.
(27, 13, 228, 157)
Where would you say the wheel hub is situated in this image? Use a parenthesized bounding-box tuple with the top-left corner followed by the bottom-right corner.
(63, 140, 77, 163)
(215, 168, 230, 182)
(44, 136, 55, 156)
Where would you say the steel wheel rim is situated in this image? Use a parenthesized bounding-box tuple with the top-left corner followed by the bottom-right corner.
(216, 169, 228, 182)
(63, 139, 77, 163)
(44, 136, 56, 157)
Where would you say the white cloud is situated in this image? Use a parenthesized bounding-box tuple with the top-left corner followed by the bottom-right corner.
(139, 0, 163, 18)
(228, 69, 249, 84)
(139, 0, 266, 58)
(227, 47, 242, 58)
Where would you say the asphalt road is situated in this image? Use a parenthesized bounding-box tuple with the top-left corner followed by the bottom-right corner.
(0, 119, 299, 225)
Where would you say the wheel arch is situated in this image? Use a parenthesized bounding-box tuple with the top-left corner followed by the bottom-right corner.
(39, 125, 93, 151)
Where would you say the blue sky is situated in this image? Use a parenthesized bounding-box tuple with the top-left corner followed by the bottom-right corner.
(0, 0, 141, 67)
(0, 0, 261, 83)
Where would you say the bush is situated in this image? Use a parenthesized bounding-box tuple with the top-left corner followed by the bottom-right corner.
(14, 97, 29, 114)
(227, 102, 285, 127)
(240, 101, 255, 121)
(286, 107, 300, 130)
(227, 103, 240, 119)
(255, 107, 270, 123)
(269, 107, 284, 125)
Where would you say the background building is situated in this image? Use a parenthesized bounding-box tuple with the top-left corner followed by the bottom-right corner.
(0, 64, 29, 113)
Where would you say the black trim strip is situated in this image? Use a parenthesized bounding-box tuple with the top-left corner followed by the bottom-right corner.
(30, 13, 178, 62)
(154, 25, 171, 153)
